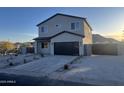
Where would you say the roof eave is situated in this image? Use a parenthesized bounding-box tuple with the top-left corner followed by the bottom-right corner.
(36, 13, 86, 27)
(84, 18, 93, 31)
(33, 31, 85, 41)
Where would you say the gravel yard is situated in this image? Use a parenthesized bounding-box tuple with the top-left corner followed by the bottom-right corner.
(0, 56, 78, 77)
(1, 55, 124, 85)
(0, 54, 41, 69)
(49, 55, 124, 85)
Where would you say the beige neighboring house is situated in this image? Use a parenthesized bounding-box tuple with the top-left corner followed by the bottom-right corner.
(33, 13, 92, 56)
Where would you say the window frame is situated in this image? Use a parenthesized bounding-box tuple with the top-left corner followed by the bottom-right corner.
(41, 27, 44, 32)
(39, 26, 48, 33)
(71, 22, 80, 30)
(75, 22, 80, 29)
(71, 23, 75, 30)
(41, 42, 48, 48)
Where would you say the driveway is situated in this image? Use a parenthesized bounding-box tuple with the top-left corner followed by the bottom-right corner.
(49, 55, 124, 85)
(0, 56, 78, 77)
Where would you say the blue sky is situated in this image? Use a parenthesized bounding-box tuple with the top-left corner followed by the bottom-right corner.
(0, 7, 124, 42)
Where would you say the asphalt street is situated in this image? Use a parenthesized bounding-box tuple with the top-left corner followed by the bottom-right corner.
(0, 73, 93, 86)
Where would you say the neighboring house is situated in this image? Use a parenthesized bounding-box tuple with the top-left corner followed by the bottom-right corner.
(20, 42, 34, 54)
(92, 34, 124, 55)
(33, 13, 92, 56)
(92, 34, 120, 44)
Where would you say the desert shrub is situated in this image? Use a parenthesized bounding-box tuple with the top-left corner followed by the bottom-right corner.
(15, 54, 18, 56)
(33, 56, 39, 60)
(40, 53, 44, 57)
(0, 41, 16, 55)
(64, 64, 69, 70)
(6, 59, 9, 62)
(23, 59, 27, 63)
(9, 62, 14, 66)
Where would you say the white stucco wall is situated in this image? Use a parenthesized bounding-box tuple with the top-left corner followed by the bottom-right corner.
(79, 42, 84, 56)
(36, 42, 50, 55)
(50, 42, 54, 55)
(35, 14, 93, 56)
(34, 41, 38, 54)
(41, 43, 50, 55)
(51, 33, 82, 42)
(38, 15, 84, 37)
(83, 21, 92, 44)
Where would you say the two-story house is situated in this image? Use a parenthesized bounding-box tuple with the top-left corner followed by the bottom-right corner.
(33, 13, 92, 56)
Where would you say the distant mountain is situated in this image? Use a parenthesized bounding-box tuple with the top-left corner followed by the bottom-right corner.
(92, 34, 120, 44)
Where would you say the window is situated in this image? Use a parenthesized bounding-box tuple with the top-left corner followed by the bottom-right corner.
(41, 42, 48, 48)
(71, 22, 80, 30)
(40, 26, 48, 33)
(71, 23, 75, 30)
(41, 27, 44, 32)
(76, 22, 79, 29)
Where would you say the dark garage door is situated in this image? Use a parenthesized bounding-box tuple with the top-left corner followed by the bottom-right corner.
(54, 42, 79, 56)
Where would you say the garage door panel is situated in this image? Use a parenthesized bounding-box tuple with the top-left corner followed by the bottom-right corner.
(54, 42, 79, 56)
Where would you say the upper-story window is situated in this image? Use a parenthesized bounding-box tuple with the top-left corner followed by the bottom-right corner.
(71, 23, 75, 30)
(71, 22, 80, 30)
(39, 26, 48, 33)
(41, 27, 44, 32)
